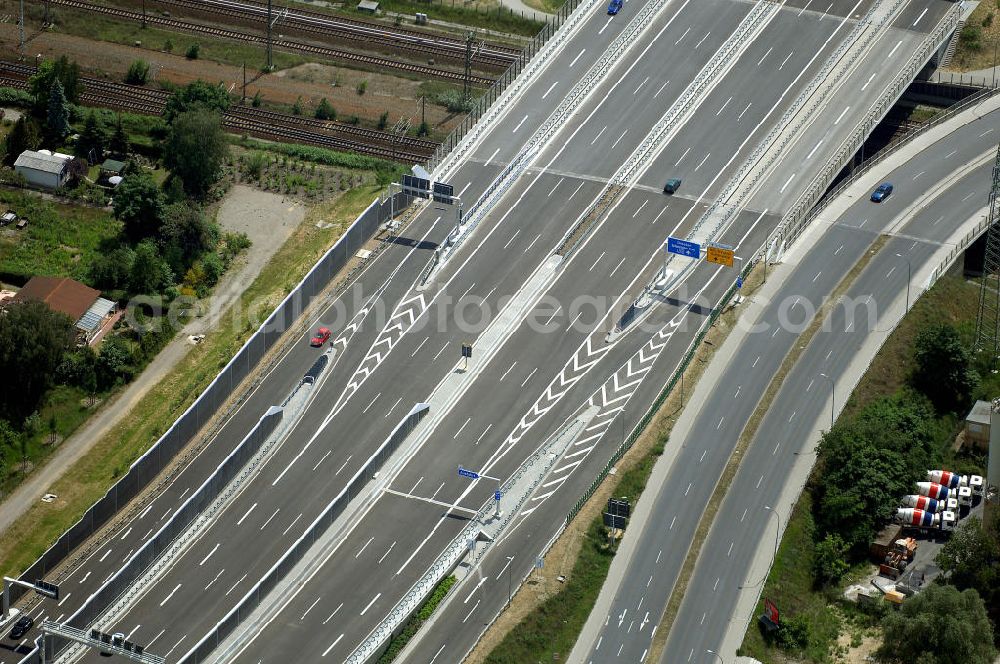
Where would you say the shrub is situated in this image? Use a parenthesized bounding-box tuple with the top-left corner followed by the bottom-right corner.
(984, 11, 994, 27)
(960, 25, 983, 51)
(124, 60, 150, 85)
(164, 39, 173, 52)
(185, 43, 200, 60)
(357, 80, 368, 95)
(314, 98, 335, 121)
(377, 111, 388, 130)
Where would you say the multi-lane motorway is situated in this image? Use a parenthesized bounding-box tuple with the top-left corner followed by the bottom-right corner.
(6, 0, 963, 662)
(573, 100, 1000, 664)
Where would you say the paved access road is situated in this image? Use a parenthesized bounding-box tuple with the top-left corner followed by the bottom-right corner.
(573, 104, 1000, 664)
(8, 0, 950, 663)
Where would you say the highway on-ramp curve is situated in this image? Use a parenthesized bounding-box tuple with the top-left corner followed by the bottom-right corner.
(571, 99, 1000, 664)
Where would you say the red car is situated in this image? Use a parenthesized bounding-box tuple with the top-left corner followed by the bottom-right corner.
(310, 327, 331, 347)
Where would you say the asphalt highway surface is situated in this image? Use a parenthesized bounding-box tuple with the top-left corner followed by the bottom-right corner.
(576, 106, 1000, 664)
(2, 0, 957, 662)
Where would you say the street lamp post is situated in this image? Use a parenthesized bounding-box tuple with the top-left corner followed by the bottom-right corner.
(706, 649, 726, 664)
(819, 372, 835, 429)
(739, 505, 782, 589)
(895, 253, 911, 312)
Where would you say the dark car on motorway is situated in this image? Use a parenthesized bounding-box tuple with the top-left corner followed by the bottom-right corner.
(870, 182, 893, 203)
(607, 0, 623, 14)
(9, 615, 33, 640)
(663, 178, 682, 195)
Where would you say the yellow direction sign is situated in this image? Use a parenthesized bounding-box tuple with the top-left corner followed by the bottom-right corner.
(705, 243, 735, 267)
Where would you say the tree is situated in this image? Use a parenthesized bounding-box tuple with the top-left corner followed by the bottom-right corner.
(66, 157, 89, 185)
(3, 116, 41, 166)
(46, 78, 71, 141)
(912, 323, 979, 413)
(28, 56, 81, 111)
(163, 80, 230, 122)
(97, 336, 134, 389)
(129, 240, 171, 294)
(813, 533, 850, 586)
(377, 111, 388, 130)
(109, 116, 130, 158)
(125, 60, 151, 85)
(160, 202, 215, 273)
(0, 301, 73, 422)
(251, 91, 262, 108)
(76, 113, 106, 162)
(878, 584, 995, 664)
(314, 98, 336, 121)
(163, 110, 228, 196)
(113, 172, 164, 241)
(936, 516, 1000, 639)
(89, 245, 136, 291)
(185, 43, 200, 60)
(292, 96, 303, 116)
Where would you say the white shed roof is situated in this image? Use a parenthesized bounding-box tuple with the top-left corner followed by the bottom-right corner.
(14, 150, 69, 175)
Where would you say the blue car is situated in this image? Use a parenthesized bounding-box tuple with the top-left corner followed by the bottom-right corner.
(607, 0, 623, 14)
(871, 182, 893, 203)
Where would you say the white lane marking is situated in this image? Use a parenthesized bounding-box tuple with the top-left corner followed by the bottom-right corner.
(694, 153, 711, 171)
(503, 229, 521, 249)
(633, 76, 650, 94)
(485, 147, 500, 165)
(756, 475, 764, 489)
(598, 18, 612, 35)
(962, 191, 977, 202)
(282, 513, 303, 537)
(260, 508, 280, 530)
(462, 599, 481, 623)
(377, 541, 396, 564)
(912, 6, 928, 25)
(500, 362, 517, 381)
(321, 633, 344, 657)
(887, 39, 902, 58)
(945, 149, 958, 158)
(835, 244, 844, 255)
(609, 256, 627, 277)
(756, 46, 773, 66)
(797, 0, 813, 15)
(361, 392, 380, 414)
(737, 101, 752, 122)
(860, 73, 876, 91)
(589, 251, 606, 272)
(779, 173, 795, 193)
(674, 26, 691, 44)
(651, 207, 667, 225)
(120, 527, 132, 540)
(464, 576, 488, 603)
(159, 584, 182, 607)
(476, 423, 493, 444)
(147, 629, 166, 648)
(79, 571, 91, 584)
(541, 81, 558, 99)
(386, 396, 402, 418)
(716, 95, 732, 116)
(57, 593, 71, 607)
(199, 544, 220, 566)
(777, 51, 793, 70)
(569, 48, 586, 67)
(429, 644, 447, 664)
(611, 129, 629, 150)
(521, 367, 538, 387)
(591, 126, 607, 145)
(458, 181, 471, 197)
(694, 31, 711, 49)
(431, 482, 445, 500)
(411, 336, 428, 357)
(674, 146, 691, 167)
(525, 233, 542, 253)
(548, 177, 564, 197)
(912, 171, 925, 180)
(834, 106, 850, 125)
(568, 181, 585, 201)
(323, 603, 344, 624)
(653, 80, 669, 98)
(334, 455, 353, 476)
(454, 417, 472, 438)
(806, 139, 823, 160)
(813, 271, 821, 283)
(511, 115, 528, 133)
(312, 450, 332, 470)
(432, 342, 448, 361)
(717, 416, 725, 430)
(495, 555, 515, 580)
(99, 549, 112, 563)
(204, 569, 224, 590)
(356, 537, 375, 558)
(301, 597, 321, 621)
(236, 502, 257, 525)
(752, 356, 760, 368)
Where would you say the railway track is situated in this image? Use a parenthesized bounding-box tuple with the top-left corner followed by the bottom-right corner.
(145, 0, 521, 67)
(45, 0, 497, 86)
(0, 63, 437, 161)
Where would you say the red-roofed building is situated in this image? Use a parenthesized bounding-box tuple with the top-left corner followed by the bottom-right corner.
(11, 276, 118, 345)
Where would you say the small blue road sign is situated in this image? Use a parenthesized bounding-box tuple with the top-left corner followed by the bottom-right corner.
(495, 490, 502, 501)
(736, 275, 743, 289)
(666, 236, 701, 259)
(458, 466, 479, 479)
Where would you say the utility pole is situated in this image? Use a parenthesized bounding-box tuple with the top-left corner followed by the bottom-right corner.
(463, 31, 474, 103)
(242, 62, 247, 104)
(421, 95, 426, 128)
(266, 0, 274, 71)
(18, 0, 25, 60)
(141, 0, 146, 28)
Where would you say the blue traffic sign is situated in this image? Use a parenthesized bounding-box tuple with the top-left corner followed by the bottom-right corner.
(494, 490, 502, 501)
(736, 276, 743, 289)
(458, 467, 479, 480)
(666, 236, 701, 259)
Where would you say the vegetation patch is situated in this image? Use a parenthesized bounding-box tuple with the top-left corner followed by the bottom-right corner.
(377, 575, 457, 663)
